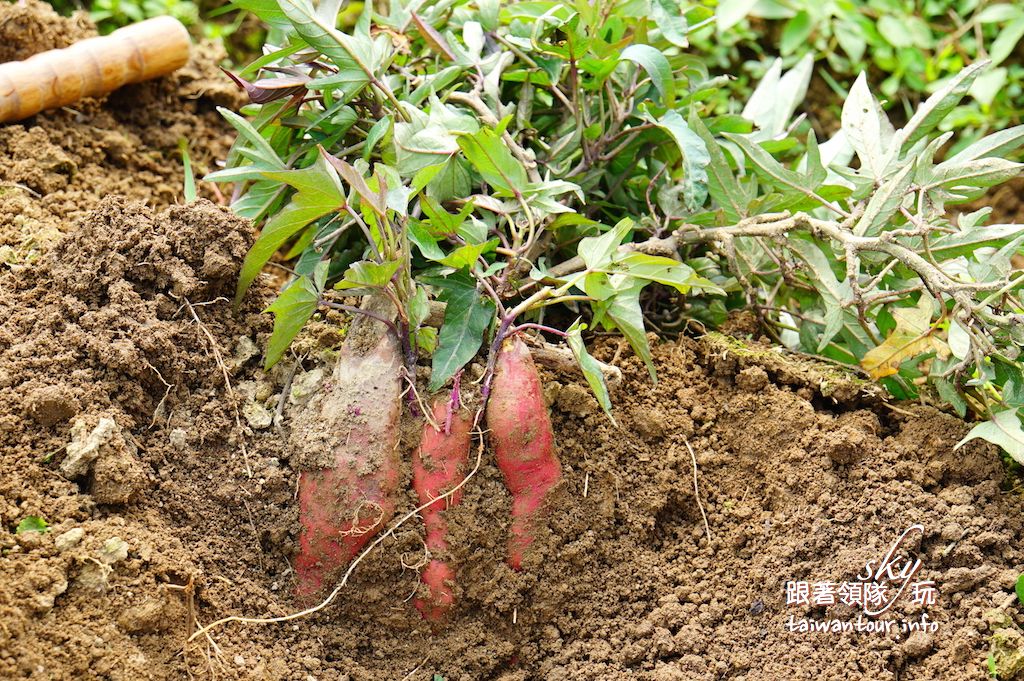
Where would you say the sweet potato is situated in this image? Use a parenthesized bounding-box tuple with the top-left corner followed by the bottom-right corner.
(486, 335, 561, 570)
(412, 398, 472, 622)
(292, 295, 402, 600)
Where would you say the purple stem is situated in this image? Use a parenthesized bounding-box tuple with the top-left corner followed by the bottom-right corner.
(512, 322, 567, 337)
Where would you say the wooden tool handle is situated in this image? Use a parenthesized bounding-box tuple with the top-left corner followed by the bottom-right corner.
(0, 16, 191, 124)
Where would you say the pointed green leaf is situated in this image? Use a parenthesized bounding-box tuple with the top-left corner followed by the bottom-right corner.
(957, 409, 1024, 464)
(456, 126, 527, 194)
(650, 111, 709, 210)
(689, 112, 746, 222)
(578, 219, 632, 270)
(897, 61, 988, 150)
(853, 161, 915, 236)
(567, 322, 615, 423)
(428, 274, 494, 391)
(620, 44, 675, 106)
(264, 270, 323, 368)
(335, 259, 401, 290)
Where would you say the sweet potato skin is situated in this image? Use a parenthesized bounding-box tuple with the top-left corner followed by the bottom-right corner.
(487, 335, 561, 570)
(292, 300, 402, 600)
(412, 398, 472, 622)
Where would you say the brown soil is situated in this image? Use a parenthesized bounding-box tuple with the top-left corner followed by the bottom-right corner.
(2, 194, 1023, 679)
(0, 0, 242, 270)
(4, 3, 1024, 679)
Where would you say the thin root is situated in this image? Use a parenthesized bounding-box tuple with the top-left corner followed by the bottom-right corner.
(684, 439, 712, 545)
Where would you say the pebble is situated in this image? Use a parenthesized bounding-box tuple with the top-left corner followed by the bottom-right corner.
(55, 527, 85, 552)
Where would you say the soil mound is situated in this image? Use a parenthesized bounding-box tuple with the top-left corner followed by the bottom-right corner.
(0, 0, 241, 269)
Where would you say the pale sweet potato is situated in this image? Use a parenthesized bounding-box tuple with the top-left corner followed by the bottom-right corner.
(292, 295, 402, 599)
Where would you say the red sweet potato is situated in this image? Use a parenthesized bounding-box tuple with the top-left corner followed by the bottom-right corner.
(292, 296, 402, 600)
(486, 335, 561, 570)
(412, 398, 472, 622)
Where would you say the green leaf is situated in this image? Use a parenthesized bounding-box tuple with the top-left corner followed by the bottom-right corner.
(650, 111, 710, 211)
(780, 11, 812, 56)
(841, 73, 895, 179)
(1015, 573, 1024, 607)
(956, 409, 1024, 464)
(578, 219, 632, 270)
(408, 220, 446, 260)
(457, 126, 528, 194)
(853, 161, 915, 236)
(264, 267, 325, 369)
(944, 125, 1024, 166)
(438, 239, 498, 270)
(689, 113, 746, 222)
(363, 116, 392, 161)
(236, 157, 346, 306)
(395, 119, 460, 175)
(650, 0, 688, 47)
(977, 4, 1024, 23)
(217, 107, 286, 170)
(604, 285, 655, 381)
(428, 274, 494, 391)
(277, 0, 376, 90)
(567, 322, 615, 423)
(15, 516, 49, 534)
(620, 44, 674, 106)
(928, 158, 1024, 199)
(929, 223, 1024, 260)
(415, 326, 439, 354)
(936, 378, 968, 418)
(232, 0, 291, 29)
(617, 252, 722, 295)
(788, 239, 850, 351)
(324, 152, 387, 216)
(722, 133, 807, 196)
(421, 196, 474, 234)
(335, 259, 401, 290)
(970, 67, 1007, 109)
(408, 286, 431, 328)
(179, 139, 196, 204)
(834, 19, 866, 62)
(716, 0, 757, 31)
(992, 18, 1024, 66)
(896, 61, 988, 150)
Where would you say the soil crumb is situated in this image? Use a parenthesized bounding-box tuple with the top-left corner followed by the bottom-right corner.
(0, 0, 242, 269)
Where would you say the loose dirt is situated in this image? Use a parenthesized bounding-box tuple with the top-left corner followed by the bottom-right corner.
(3, 2, 1024, 679)
(0, 0, 242, 270)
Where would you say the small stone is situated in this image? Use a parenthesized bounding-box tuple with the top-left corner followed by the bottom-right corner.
(234, 655, 246, 667)
(55, 528, 85, 552)
(235, 336, 259, 364)
(254, 380, 274, 403)
(169, 428, 189, 451)
(61, 417, 118, 478)
(903, 631, 934, 658)
(242, 401, 273, 430)
(77, 560, 112, 593)
(99, 536, 129, 564)
(118, 598, 169, 634)
(289, 368, 324, 404)
(26, 384, 78, 426)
